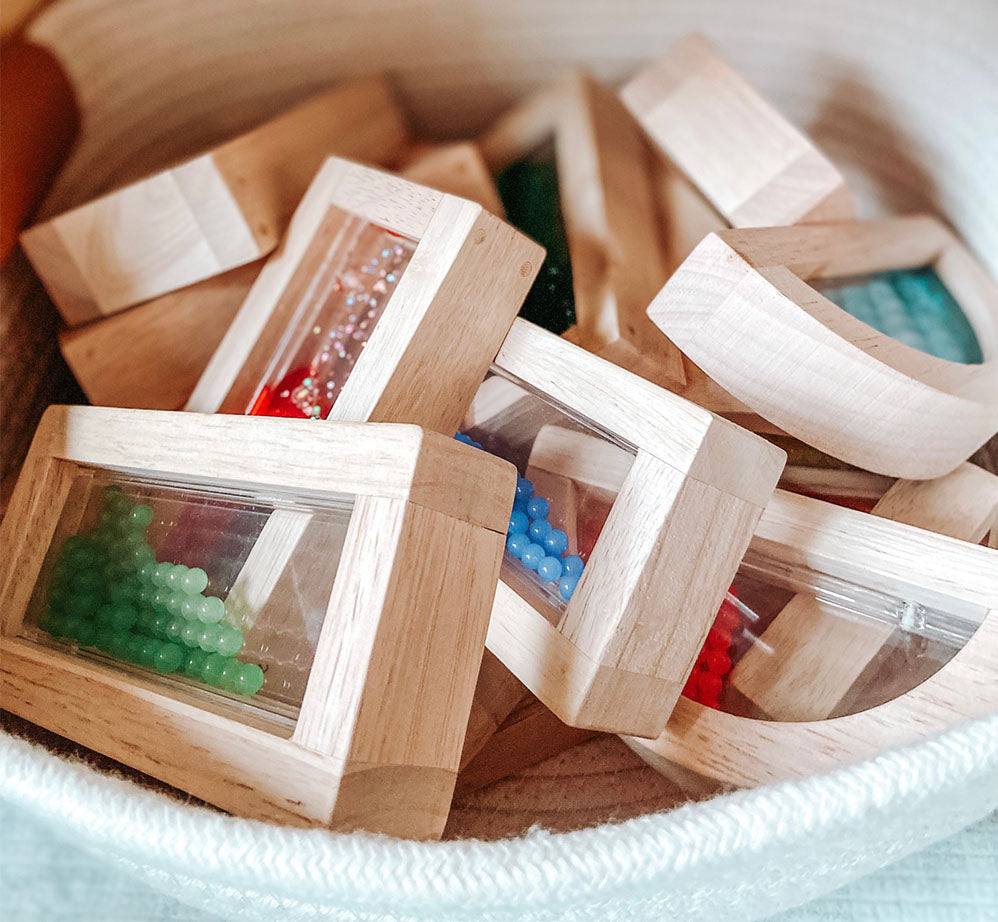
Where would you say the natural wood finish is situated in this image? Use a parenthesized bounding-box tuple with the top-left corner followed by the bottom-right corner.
(0, 405, 515, 836)
(626, 489, 998, 787)
(621, 33, 854, 228)
(455, 693, 600, 795)
(20, 75, 410, 324)
(647, 217, 998, 477)
(459, 650, 528, 770)
(480, 72, 685, 388)
(57, 142, 502, 413)
(730, 463, 998, 719)
(483, 319, 785, 736)
(187, 157, 543, 439)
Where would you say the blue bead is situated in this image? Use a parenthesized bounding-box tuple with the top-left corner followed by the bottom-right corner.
(508, 510, 529, 535)
(528, 518, 552, 543)
(526, 496, 550, 519)
(454, 432, 472, 444)
(520, 543, 545, 570)
(537, 556, 563, 583)
(506, 532, 531, 558)
(542, 528, 568, 556)
(561, 555, 584, 578)
(515, 477, 534, 503)
(558, 575, 580, 601)
(471, 441, 483, 450)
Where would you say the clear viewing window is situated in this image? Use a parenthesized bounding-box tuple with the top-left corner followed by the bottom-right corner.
(24, 469, 354, 725)
(815, 266, 982, 364)
(683, 546, 985, 720)
(248, 211, 417, 419)
(461, 371, 635, 624)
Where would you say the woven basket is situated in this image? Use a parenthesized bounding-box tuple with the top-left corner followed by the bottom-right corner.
(3, 1, 997, 920)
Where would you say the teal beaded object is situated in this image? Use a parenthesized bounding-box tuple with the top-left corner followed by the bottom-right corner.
(818, 266, 982, 364)
(37, 484, 265, 698)
(455, 434, 585, 601)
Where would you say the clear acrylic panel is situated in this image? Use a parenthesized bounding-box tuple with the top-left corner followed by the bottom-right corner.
(23, 468, 353, 728)
(247, 210, 417, 418)
(681, 544, 986, 720)
(460, 370, 635, 624)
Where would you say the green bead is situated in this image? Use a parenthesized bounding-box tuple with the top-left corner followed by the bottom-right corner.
(137, 561, 156, 583)
(94, 627, 118, 654)
(197, 596, 225, 624)
(151, 611, 172, 639)
(183, 648, 209, 678)
(165, 592, 184, 616)
(110, 603, 139, 632)
(108, 632, 133, 661)
(128, 505, 154, 529)
(108, 581, 137, 606)
(50, 559, 74, 586)
(165, 565, 187, 591)
(180, 567, 209, 595)
(165, 617, 186, 642)
(218, 658, 242, 691)
(215, 624, 243, 657)
(42, 614, 68, 638)
(179, 622, 203, 648)
(197, 624, 221, 653)
(70, 569, 103, 596)
(149, 588, 168, 611)
(200, 653, 228, 686)
(179, 596, 199, 620)
(64, 593, 99, 620)
(47, 583, 70, 611)
(137, 638, 159, 669)
(64, 542, 96, 572)
(151, 563, 172, 588)
(152, 642, 183, 674)
(233, 663, 264, 696)
(62, 616, 86, 640)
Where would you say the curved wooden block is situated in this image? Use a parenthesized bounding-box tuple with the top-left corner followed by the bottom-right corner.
(647, 217, 998, 478)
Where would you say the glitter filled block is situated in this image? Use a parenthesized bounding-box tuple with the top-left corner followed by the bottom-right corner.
(0, 406, 516, 838)
(468, 319, 786, 738)
(187, 156, 543, 438)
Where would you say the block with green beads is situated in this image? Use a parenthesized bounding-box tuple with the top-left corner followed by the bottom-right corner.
(36, 484, 265, 698)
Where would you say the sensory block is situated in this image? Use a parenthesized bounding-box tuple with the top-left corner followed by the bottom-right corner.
(626, 487, 998, 787)
(479, 71, 686, 388)
(186, 156, 542, 436)
(647, 216, 998, 477)
(21, 76, 411, 325)
(0, 406, 516, 838)
(463, 319, 785, 738)
(58, 142, 506, 412)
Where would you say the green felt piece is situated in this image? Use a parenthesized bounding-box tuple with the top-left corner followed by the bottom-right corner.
(497, 157, 576, 334)
(819, 266, 982, 364)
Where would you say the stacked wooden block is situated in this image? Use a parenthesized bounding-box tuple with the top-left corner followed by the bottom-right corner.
(3, 35, 996, 838)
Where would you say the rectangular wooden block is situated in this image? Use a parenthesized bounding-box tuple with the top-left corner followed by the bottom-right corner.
(0, 406, 516, 838)
(22, 75, 412, 325)
(186, 156, 543, 439)
(469, 319, 785, 738)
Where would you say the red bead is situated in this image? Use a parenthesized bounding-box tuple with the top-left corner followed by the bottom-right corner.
(705, 626, 732, 651)
(249, 366, 314, 419)
(706, 649, 731, 676)
(698, 672, 723, 700)
(715, 600, 741, 632)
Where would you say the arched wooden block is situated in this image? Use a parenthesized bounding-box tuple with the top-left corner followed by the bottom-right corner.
(624, 488, 998, 787)
(621, 33, 854, 228)
(647, 217, 998, 477)
(20, 76, 410, 325)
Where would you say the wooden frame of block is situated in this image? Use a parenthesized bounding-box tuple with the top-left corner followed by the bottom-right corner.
(0, 405, 516, 838)
(478, 71, 686, 389)
(730, 462, 998, 720)
(478, 319, 786, 738)
(58, 142, 504, 412)
(186, 156, 543, 434)
(647, 216, 998, 478)
(621, 33, 854, 228)
(624, 488, 998, 787)
(20, 75, 411, 325)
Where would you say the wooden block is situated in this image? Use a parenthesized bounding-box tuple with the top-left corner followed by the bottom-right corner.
(0, 406, 516, 838)
(479, 72, 686, 389)
(57, 142, 503, 413)
(186, 157, 543, 438)
(647, 217, 998, 477)
(458, 650, 528, 770)
(730, 463, 998, 719)
(621, 34, 854, 228)
(455, 693, 600, 795)
(625, 488, 998, 788)
(21, 75, 411, 325)
(476, 319, 785, 738)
